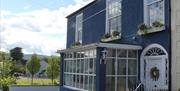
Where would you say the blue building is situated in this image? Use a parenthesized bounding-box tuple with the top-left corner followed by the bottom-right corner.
(58, 0, 171, 91)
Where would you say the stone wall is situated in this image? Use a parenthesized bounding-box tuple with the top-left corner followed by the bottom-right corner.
(171, 0, 180, 90)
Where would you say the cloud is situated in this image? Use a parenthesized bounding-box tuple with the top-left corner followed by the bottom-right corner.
(0, 0, 94, 55)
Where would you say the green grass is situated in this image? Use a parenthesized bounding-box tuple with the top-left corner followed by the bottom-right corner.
(16, 79, 59, 85)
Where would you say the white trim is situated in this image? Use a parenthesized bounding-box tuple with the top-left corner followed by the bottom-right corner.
(140, 44, 169, 86)
(58, 43, 142, 53)
(144, 0, 165, 25)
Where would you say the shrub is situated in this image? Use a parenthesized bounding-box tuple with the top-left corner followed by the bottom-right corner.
(138, 23, 149, 34)
(71, 42, 81, 48)
(102, 33, 111, 39)
(152, 21, 163, 28)
(112, 31, 120, 37)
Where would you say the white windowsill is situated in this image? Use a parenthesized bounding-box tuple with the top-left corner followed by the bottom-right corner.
(101, 35, 121, 42)
(138, 26, 165, 35)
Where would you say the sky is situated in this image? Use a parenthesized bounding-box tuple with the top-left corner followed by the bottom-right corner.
(0, 0, 94, 55)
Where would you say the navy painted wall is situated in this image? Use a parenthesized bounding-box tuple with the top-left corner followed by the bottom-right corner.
(66, 0, 170, 53)
(66, 0, 106, 48)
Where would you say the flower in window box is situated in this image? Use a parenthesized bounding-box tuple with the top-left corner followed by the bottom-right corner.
(152, 21, 164, 28)
(138, 23, 149, 34)
(71, 42, 81, 48)
(112, 31, 120, 37)
(103, 33, 111, 39)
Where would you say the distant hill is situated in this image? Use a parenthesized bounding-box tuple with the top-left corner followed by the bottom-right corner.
(23, 54, 49, 60)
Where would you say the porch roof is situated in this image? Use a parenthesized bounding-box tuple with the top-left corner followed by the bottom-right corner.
(57, 43, 142, 53)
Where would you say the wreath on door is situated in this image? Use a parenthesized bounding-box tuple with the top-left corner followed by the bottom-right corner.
(150, 67, 160, 81)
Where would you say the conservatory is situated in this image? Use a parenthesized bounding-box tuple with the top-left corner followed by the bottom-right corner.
(59, 43, 142, 91)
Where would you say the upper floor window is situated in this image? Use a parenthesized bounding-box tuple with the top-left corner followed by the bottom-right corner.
(144, 0, 165, 26)
(75, 13, 83, 43)
(106, 0, 122, 34)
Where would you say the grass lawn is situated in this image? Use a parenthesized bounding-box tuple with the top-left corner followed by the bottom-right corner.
(16, 79, 59, 85)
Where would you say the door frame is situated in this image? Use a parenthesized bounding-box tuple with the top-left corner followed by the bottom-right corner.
(140, 44, 169, 89)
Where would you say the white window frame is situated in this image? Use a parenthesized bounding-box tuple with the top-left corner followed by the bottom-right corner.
(75, 13, 83, 43)
(105, 49, 139, 91)
(64, 49, 96, 91)
(106, 0, 122, 34)
(144, 0, 165, 25)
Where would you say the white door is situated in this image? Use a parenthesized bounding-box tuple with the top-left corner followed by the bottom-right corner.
(144, 56, 167, 90)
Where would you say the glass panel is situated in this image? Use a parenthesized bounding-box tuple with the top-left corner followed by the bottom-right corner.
(107, 49, 116, 57)
(84, 59, 89, 74)
(128, 50, 137, 58)
(84, 76, 88, 90)
(89, 76, 93, 91)
(128, 59, 137, 75)
(80, 59, 84, 73)
(106, 58, 115, 75)
(117, 59, 126, 75)
(77, 59, 80, 73)
(148, 1, 164, 25)
(89, 58, 94, 74)
(117, 77, 126, 91)
(128, 77, 137, 90)
(105, 77, 115, 91)
(117, 49, 127, 58)
(79, 75, 83, 88)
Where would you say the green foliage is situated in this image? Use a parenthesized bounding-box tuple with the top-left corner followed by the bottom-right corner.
(0, 60, 12, 78)
(102, 33, 111, 39)
(111, 31, 120, 37)
(0, 77, 16, 87)
(138, 23, 149, 34)
(46, 56, 60, 85)
(26, 53, 40, 84)
(152, 21, 164, 28)
(71, 42, 81, 48)
(10, 47, 23, 61)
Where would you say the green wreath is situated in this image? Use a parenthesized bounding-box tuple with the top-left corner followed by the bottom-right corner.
(150, 67, 160, 81)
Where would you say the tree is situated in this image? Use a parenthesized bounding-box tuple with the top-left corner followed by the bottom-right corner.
(10, 47, 23, 61)
(0, 51, 16, 91)
(26, 53, 40, 84)
(46, 56, 60, 84)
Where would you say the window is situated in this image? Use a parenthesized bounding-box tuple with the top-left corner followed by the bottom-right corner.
(75, 13, 83, 43)
(105, 49, 138, 91)
(106, 0, 122, 34)
(64, 49, 96, 91)
(144, 0, 165, 25)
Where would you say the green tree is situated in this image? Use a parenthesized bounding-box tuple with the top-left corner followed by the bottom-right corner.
(26, 53, 40, 84)
(46, 56, 60, 84)
(10, 47, 23, 61)
(0, 51, 16, 91)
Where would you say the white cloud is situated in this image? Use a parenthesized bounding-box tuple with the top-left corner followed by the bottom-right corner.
(0, 0, 94, 55)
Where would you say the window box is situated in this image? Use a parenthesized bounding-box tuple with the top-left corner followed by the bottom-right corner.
(101, 31, 121, 42)
(71, 42, 81, 48)
(137, 23, 165, 35)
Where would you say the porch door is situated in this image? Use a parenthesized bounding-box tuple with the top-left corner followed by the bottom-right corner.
(145, 56, 166, 90)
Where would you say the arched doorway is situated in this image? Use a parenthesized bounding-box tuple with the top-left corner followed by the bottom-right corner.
(140, 44, 169, 90)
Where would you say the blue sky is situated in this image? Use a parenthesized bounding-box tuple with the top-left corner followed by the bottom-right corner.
(0, 0, 93, 55)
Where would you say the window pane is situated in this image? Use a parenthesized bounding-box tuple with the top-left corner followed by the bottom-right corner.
(106, 58, 115, 75)
(89, 58, 94, 74)
(117, 59, 126, 75)
(105, 77, 115, 91)
(128, 77, 137, 90)
(107, 49, 116, 57)
(128, 59, 137, 75)
(89, 76, 93, 91)
(148, 1, 164, 25)
(117, 49, 127, 58)
(79, 75, 83, 88)
(84, 76, 88, 90)
(128, 50, 137, 58)
(117, 77, 126, 91)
